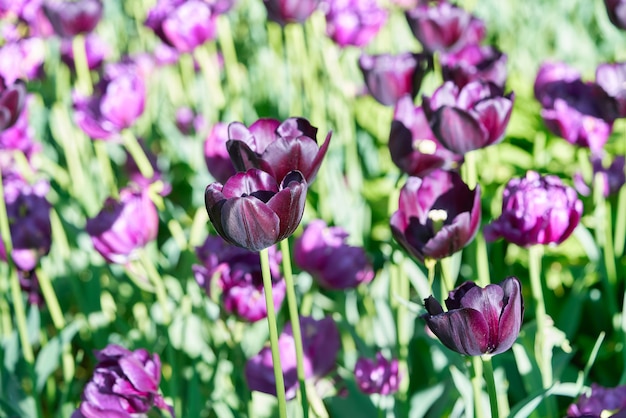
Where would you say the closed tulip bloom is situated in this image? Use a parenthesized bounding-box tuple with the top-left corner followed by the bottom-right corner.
(405, 1, 485, 53)
(533, 62, 581, 107)
(60, 33, 109, 71)
(263, 0, 320, 26)
(294, 219, 374, 289)
(440, 44, 508, 89)
(423, 80, 514, 154)
(596, 62, 626, 117)
(205, 168, 307, 252)
(390, 170, 481, 263)
(0, 77, 26, 132)
(605, 0, 626, 30)
(389, 94, 462, 177)
(43, 0, 102, 37)
(424, 277, 523, 356)
(193, 236, 285, 322)
(323, 0, 388, 48)
(71, 344, 173, 418)
(86, 187, 159, 265)
(204, 122, 237, 183)
(0, 37, 45, 83)
(354, 352, 402, 395)
(359, 52, 433, 106)
(245, 316, 340, 399)
(484, 171, 583, 247)
(227, 117, 331, 184)
(567, 383, 626, 417)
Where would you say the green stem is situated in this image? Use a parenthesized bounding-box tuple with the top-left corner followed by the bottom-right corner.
(216, 15, 243, 120)
(260, 248, 288, 418)
(475, 232, 491, 287)
(615, 185, 626, 257)
(471, 356, 484, 418)
(194, 43, 225, 120)
(93, 141, 118, 199)
(36, 268, 65, 330)
(482, 356, 499, 418)
(464, 150, 478, 190)
(122, 130, 154, 180)
(279, 239, 309, 418)
(71, 34, 92, 96)
(139, 250, 171, 325)
(528, 245, 550, 386)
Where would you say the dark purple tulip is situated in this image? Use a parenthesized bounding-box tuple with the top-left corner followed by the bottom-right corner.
(533, 61, 581, 107)
(245, 316, 340, 399)
(390, 170, 481, 263)
(204, 122, 237, 183)
(389, 94, 463, 177)
(0, 37, 45, 83)
(205, 168, 307, 252)
(575, 154, 626, 198)
(71, 344, 173, 418)
(42, 0, 102, 37)
(484, 171, 583, 247)
(262, 0, 321, 26)
(145, 0, 217, 54)
(323, 0, 388, 48)
(294, 219, 374, 289)
(423, 277, 523, 356)
(605, 0, 626, 30)
(0, 95, 40, 159)
(227, 117, 331, 184)
(405, 1, 485, 53)
(354, 352, 402, 395)
(0, 77, 26, 132)
(86, 187, 159, 265)
(596, 62, 626, 117)
(358, 52, 433, 106)
(73, 62, 146, 140)
(193, 236, 285, 322)
(423, 80, 514, 154)
(440, 44, 508, 89)
(567, 383, 626, 417)
(60, 33, 109, 71)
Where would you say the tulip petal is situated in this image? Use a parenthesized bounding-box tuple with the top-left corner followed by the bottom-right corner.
(119, 356, 158, 393)
(472, 95, 513, 144)
(425, 307, 489, 355)
(220, 196, 280, 251)
(431, 106, 488, 154)
(276, 117, 319, 141)
(266, 171, 307, 241)
(248, 118, 281, 153)
(261, 136, 320, 183)
(226, 140, 265, 173)
(493, 277, 523, 354)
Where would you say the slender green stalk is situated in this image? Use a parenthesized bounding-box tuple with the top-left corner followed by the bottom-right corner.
(471, 356, 484, 418)
(482, 356, 499, 418)
(194, 43, 225, 119)
(71, 34, 92, 96)
(475, 232, 491, 287)
(36, 268, 65, 330)
(464, 150, 478, 190)
(260, 248, 288, 418)
(122, 130, 154, 180)
(139, 250, 171, 325)
(284, 24, 303, 116)
(216, 15, 243, 120)
(426, 258, 436, 292)
(395, 256, 410, 398)
(279, 239, 309, 418)
(94, 141, 118, 199)
(615, 185, 626, 257)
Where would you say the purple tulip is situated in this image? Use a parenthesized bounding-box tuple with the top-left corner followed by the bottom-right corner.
(73, 61, 146, 140)
(567, 383, 626, 417)
(294, 219, 374, 289)
(389, 94, 463, 177)
(71, 344, 173, 418)
(354, 352, 402, 395)
(193, 236, 285, 322)
(533, 61, 581, 107)
(60, 33, 109, 71)
(205, 168, 307, 252)
(484, 171, 583, 247)
(423, 80, 514, 154)
(226, 117, 331, 184)
(145, 0, 217, 54)
(575, 154, 625, 198)
(86, 187, 159, 265)
(0, 37, 45, 83)
(3, 1, 54, 37)
(262, 0, 321, 26)
(423, 277, 523, 356)
(205, 0, 237, 15)
(42, 0, 102, 37)
(358, 52, 433, 106)
(405, 1, 485, 53)
(204, 122, 237, 183)
(0, 95, 39, 159)
(322, 0, 388, 48)
(390, 170, 481, 263)
(245, 316, 340, 399)
(440, 44, 508, 89)
(596, 62, 626, 117)
(605, 0, 626, 30)
(0, 77, 26, 132)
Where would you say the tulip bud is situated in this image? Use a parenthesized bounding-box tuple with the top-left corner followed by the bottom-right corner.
(262, 0, 321, 26)
(354, 352, 402, 395)
(43, 0, 102, 37)
(322, 0, 388, 48)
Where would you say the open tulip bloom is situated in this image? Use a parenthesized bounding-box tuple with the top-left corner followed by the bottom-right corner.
(423, 277, 524, 356)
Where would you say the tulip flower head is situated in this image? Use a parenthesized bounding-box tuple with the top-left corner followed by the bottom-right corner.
(484, 171, 583, 247)
(262, 0, 321, 26)
(60, 33, 109, 71)
(423, 277, 523, 356)
(354, 352, 402, 395)
(322, 0, 388, 48)
(596, 61, 626, 117)
(440, 44, 508, 89)
(0, 95, 39, 159)
(205, 121, 237, 184)
(0, 77, 26, 132)
(567, 383, 626, 417)
(0, 37, 46, 84)
(43, 0, 102, 37)
(390, 170, 481, 263)
(604, 0, 626, 30)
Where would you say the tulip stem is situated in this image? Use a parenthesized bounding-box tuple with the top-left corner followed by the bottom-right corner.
(482, 356, 499, 418)
(122, 130, 154, 180)
(93, 141, 118, 199)
(140, 250, 171, 325)
(280, 239, 309, 418)
(471, 356, 485, 418)
(260, 248, 288, 418)
(71, 34, 92, 96)
(615, 184, 626, 257)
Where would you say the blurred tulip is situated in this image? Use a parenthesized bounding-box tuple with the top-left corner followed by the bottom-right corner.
(0, 37, 45, 83)
(0, 95, 39, 159)
(227, 117, 331, 184)
(604, 0, 626, 30)
(206, 0, 237, 14)
(596, 61, 626, 117)
(42, 0, 102, 37)
(389, 94, 462, 177)
(358, 52, 433, 106)
(205, 168, 307, 252)
(245, 316, 340, 399)
(423, 80, 514, 154)
(60, 33, 109, 71)
(204, 122, 236, 183)
(322, 0, 388, 48)
(423, 276, 523, 356)
(86, 187, 159, 264)
(71, 344, 173, 418)
(440, 44, 507, 88)
(575, 154, 625, 198)
(294, 219, 374, 289)
(354, 352, 402, 395)
(193, 236, 285, 322)
(390, 170, 481, 263)
(263, 0, 321, 26)
(567, 383, 626, 417)
(0, 78, 26, 132)
(405, 1, 485, 53)
(484, 171, 583, 247)
(533, 61, 581, 107)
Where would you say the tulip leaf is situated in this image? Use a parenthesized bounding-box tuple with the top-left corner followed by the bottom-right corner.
(34, 319, 82, 392)
(408, 382, 446, 418)
(509, 382, 580, 418)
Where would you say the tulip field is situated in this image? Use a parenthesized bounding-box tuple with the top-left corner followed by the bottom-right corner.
(1, 0, 626, 417)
